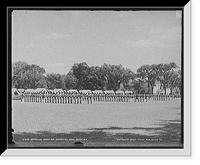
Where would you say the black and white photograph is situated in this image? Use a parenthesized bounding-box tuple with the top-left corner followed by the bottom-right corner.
(5, 4, 192, 156)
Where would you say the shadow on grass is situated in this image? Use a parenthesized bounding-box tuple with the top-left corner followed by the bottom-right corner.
(13, 119, 182, 144)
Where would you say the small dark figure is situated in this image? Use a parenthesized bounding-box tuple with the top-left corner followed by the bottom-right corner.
(74, 141, 84, 147)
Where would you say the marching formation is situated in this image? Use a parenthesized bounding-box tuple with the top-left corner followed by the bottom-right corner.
(12, 88, 181, 104)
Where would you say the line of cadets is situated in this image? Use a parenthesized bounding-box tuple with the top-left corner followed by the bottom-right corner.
(21, 89, 180, 104)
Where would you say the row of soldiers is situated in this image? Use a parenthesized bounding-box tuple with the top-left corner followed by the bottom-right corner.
(22, 93, 93, 104)
(21, 92, 180, 104)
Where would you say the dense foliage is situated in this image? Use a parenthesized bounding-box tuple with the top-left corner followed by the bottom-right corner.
(12, 61, 182, 94)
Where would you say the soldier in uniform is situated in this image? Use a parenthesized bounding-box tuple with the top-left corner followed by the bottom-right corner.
(145, 94, 148, 102)
(139, 94, 141, 102)
(21, 92, 25, 102)
(42, 93, 45, 103)
(78, 92, 81, 102)
(141, 94, 144, 102)
(90, 93, 93, 104)
(71, 94, 74, 104)
(24, 92, 27, 102)
(30, 92, 33, 102)
(135, 94, 138, 102)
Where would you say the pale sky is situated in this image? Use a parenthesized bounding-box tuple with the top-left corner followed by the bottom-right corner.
(12, 10, 182, 74)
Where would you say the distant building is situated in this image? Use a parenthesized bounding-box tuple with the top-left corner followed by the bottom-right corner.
(153, 80, 170, 94)
(109, 80, 174, 94)
(118, 83, 125, 91)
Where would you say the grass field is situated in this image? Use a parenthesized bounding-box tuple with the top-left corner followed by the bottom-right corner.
(11, 99, 182, 148)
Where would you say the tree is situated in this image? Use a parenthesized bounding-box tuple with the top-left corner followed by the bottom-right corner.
(148, 64, 159, 94)
(46, 73, 64, 89)
(35, 77, 47, 88)
(131, 78, 145, 94)
(83, 66, 102, 90)
(70, 63, 135, 91)
(122, 68, 136, 90)
(168, 71, 180, 94)
(136, 64, 158, 94)
(12, 61, 47, 89)
(25, 64, 46, 88)
(62, 72, 78, 90)
(71, 62, 90, 90)
(137, 65, 151, 93)
(156, 62, 178, 94)
(100, 64, 133, 91)
(93, 66, 107, 90)
(12, 60, 181, 94)
(175, 69, 182, 95)
(12, 61, 29, 88)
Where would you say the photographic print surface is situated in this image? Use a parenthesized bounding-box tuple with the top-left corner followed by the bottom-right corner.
(10, 8, 183, 148)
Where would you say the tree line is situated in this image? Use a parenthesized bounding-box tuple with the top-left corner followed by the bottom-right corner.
(12, 61, 182, 94)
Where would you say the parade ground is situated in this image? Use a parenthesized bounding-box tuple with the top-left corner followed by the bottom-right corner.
(11, 99, 182, 148)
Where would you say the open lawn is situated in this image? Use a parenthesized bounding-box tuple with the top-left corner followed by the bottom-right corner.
(10, 99, 182, 148)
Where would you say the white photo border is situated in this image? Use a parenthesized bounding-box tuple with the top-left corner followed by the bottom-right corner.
(3, 2, 191, 157)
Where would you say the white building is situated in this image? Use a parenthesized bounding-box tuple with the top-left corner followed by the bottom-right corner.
(153, 81, 170, 94)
